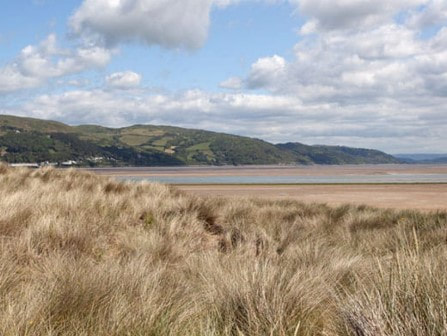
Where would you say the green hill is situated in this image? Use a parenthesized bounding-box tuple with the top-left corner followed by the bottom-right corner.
(277, 142, 400, 164)
(0, 115, 400, 166)
(0, 115, 72, 133)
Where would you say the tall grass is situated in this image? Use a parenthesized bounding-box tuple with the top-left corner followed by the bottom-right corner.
(0, 164, 446, 335)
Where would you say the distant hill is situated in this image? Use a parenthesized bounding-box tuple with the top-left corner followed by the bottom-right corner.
(395, 154, 447, 163)
(0, 115, 400, 166)
(429, 157, 447, 163)
(278, 142, 400, 165)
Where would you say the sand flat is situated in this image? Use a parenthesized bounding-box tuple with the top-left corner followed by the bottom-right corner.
(178, 184, 447, 211)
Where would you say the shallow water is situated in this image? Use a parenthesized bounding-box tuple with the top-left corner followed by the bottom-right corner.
(116, 173, 447, 184)
(90, 164, 447, 184)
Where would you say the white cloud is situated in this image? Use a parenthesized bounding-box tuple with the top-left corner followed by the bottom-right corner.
(69, 0, 289, 50)
(0, 34, 112, 93)
(66, 79, 90, 87)
(234, 23, 442, 104)
(219, 76, 243, 90)
(407, 0, 447, 29)
(213, 0, 243, 7)
(70, 0, 214, 49)
(297, 0, 429, 33)
(213, 0, 284, 7)
(106, 71, 142, 89)
(246, 55, 287, 89)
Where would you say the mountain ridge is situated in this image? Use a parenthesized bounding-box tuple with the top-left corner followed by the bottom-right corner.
(0, 114, 401, 166)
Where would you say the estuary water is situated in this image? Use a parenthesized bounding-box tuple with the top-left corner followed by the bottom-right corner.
(118, 174, 447, 184)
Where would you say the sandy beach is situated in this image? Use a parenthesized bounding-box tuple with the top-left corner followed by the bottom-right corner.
(178, 184, 447, 211)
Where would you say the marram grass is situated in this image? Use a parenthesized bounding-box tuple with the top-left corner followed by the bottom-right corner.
(0, 164, 446, 335)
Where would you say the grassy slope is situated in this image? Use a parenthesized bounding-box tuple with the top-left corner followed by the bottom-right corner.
(0, 115, 399, 165)
(0, 115, 72, 133)
(0, 165, 446, 335)
(77, 124, 301, 165)
(277, 142, 400, 164)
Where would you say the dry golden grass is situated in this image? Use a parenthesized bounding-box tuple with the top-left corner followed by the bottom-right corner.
(0, 164, 447, 335)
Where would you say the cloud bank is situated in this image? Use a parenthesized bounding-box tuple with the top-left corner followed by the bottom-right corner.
(0, 34, 111, 93)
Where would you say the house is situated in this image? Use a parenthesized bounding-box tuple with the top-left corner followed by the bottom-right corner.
(40, 161, 58, 167)
(61, 160, 77, 167)
(10, 163, 39, 168)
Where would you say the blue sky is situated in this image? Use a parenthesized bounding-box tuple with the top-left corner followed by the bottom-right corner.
(1, 1, 300, 92)
(1, 0, 447, 153)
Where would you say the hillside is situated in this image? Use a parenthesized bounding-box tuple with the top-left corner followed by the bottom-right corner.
(0, 115, 399, 166)
(278, 142, 400, 164)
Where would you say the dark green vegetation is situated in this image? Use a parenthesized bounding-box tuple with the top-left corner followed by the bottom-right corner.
(0, 115, 400, 166)
(278, 142, 400, 164)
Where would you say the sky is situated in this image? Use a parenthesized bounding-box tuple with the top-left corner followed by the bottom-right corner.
(1, 0, 447, 153)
